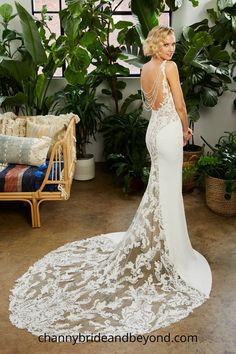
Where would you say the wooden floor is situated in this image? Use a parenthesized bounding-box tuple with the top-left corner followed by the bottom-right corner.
(0, 163, 235, 354)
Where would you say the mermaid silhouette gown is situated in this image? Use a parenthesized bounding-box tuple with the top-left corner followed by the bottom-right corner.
(9, 60, 212, 337)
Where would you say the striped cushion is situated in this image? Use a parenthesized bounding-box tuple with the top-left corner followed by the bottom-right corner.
(26, 120, 66, 156)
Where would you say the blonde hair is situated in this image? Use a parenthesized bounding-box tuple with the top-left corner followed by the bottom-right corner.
(143, 26, 175, 57)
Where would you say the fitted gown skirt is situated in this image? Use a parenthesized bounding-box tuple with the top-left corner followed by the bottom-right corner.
(152, 113, 212, 296)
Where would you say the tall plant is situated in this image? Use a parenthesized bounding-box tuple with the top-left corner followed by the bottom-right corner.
(207, 0, 236, 109)
(131, 0, 200, 39)
(0, 3, 52, 114)
(100, 94, 149, 192)
(63, 0, 135, 114)
(0, 2, 91, 115)
(173, 19, 232, 145)
(50, 75, 107, 158)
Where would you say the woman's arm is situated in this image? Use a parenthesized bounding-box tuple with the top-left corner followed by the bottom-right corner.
(165, 61, 189, 133)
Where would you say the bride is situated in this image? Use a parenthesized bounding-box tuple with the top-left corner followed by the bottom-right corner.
(9, 26, 212, 338)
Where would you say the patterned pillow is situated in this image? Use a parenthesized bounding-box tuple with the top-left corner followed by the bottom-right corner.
(26, 121, 66, 156)
(0, 112, 17, 120)
(0, 113, 26, 137)
(27, 113, 80, 125)
(0, 134, 52, 166)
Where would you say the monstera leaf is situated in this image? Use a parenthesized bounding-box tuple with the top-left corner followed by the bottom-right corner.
(201, 87, 219, 107)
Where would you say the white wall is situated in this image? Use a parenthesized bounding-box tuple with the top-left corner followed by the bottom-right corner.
(1, 0, 236, 160)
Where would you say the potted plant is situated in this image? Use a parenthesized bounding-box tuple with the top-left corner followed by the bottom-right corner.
(207, 0, 236, 110)
(182, 156, 199, 194)
(173, 19, 232, 162)
(196, 131, 236, 216)
(100, 93, 149, 193)
(51, 75, 107, 180)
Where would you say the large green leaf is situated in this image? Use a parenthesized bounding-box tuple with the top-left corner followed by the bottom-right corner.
(0, 92, 27, 107)
(35, 73, 47, 109)
(166, 0, 199, 10)
(131, 0, 159, 39)
(61, 10, 81, 40)
(189, 18, 209, 32)
(182, 26, 195, 42)
(183, 32, 213, 64)
(0, 56, 33, 83)
(0, 4, 16, 24)
(120, 93, 142, 116)
(64, 66, 86, 85)
(209, 46, 230, 61)
(187, 105, 200, 122)
(15, 2, 47, 65)
(70, 46, 91, 71)
(80, 32, 97, 47)
(191, 70, 206, 84)
(192, 59, 232, 83)
(201, 87, 218, 106)
(115, 21, 134, 29)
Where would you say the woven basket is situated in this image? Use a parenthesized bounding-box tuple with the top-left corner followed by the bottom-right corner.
(205, 175, 236, 216)
(183, 144, 204, 163)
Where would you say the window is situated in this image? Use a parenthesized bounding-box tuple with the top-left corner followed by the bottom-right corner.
(112, 0, 171, 75)
(32, 0, 66, 76)
(32, 0, 171, 76)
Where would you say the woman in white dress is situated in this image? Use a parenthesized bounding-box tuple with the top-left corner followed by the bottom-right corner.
(9, 26, 212, 338)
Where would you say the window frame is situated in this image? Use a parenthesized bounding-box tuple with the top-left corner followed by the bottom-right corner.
(31, 1, 172, 78)
(111, 5, 172, 77)
(31, 0, 64, 78)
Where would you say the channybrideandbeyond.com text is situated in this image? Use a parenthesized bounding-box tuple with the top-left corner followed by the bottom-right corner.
(38, 332, 198, 345)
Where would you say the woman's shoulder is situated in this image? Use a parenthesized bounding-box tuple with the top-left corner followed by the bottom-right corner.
(166, 60, 178, 70)
(141, 61, 149, 71)
(165, 60, 179, 79)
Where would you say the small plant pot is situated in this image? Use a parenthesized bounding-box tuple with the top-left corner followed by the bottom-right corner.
(74, 154, 95, 181)
(183, 144, 204, 163)
(182, 179, 196, 194)
(205, 175, 236, 216)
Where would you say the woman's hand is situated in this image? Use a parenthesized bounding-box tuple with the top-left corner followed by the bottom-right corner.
(183, 128, 193, 146)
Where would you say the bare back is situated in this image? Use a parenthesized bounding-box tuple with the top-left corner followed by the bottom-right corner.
(140, 60, 166, 111)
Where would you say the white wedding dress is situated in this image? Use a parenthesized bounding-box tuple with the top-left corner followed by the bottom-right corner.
(9, 60, 212, 338)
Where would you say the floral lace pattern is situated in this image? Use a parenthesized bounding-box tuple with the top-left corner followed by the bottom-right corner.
(9, 61, 209, 338)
